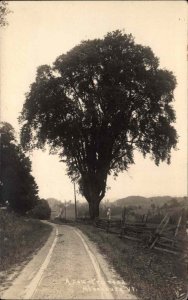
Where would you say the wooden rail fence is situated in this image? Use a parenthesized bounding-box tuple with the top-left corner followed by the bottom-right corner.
(77, 211, 188, 256)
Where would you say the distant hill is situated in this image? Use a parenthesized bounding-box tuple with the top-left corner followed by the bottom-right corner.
(113, 196, 187, 209)
(115, 196, 148, 208)
(46, 196, 187, 219)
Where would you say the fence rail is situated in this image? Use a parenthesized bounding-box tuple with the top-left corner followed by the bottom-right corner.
(77, 212, 188, 256)
(76, 213, 188, 300)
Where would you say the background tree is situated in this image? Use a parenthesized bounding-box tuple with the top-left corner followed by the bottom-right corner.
(169, 198, 179, 207)
(27, 198, 51, 220)
(0, 122, 38, 213)
(20, 30, 177, 219)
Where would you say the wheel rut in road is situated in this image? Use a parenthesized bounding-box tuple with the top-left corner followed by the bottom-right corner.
(2, 224, 137, 299)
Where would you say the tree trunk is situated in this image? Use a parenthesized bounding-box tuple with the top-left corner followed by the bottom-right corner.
(81, 171, 107, 220)
(88, 200, 100, 220)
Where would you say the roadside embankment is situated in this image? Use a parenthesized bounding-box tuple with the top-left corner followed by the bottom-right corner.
(77, 224, 187, 300)
(0, 209, 52, 293)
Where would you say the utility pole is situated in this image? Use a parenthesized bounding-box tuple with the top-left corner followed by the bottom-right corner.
(0, 133, 5, 190)
(74, 182, 77, 220)
(64, 200, 66, 220)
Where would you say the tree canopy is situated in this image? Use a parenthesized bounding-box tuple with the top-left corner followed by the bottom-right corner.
(0, 1, 10, 27)
(0, 122, 38, 213)
(20, 30, 178, 219)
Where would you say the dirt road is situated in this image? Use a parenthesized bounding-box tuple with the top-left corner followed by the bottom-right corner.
(2, 224, 137, 299)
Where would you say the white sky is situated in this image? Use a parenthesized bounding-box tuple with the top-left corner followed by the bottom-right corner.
(1, 1, 187, 203)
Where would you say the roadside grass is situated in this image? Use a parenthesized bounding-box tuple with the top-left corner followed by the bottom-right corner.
(0, 209, 52, 286)
(77, 224, 187, 300)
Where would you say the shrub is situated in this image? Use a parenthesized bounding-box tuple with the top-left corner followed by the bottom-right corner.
(27, 199, 51, 220)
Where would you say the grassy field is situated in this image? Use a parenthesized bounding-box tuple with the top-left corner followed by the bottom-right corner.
(77, 224, 188, 300)
(0, 209, 52, 287)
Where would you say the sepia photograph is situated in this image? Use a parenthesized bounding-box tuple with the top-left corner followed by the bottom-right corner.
(0, 1, 187, 299)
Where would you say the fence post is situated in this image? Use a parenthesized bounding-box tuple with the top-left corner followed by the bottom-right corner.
(106, 219, 110, 233)
(145, 212, 148, 224)
(149, 213, 170, 249)
(106, 207, 111, 233)
(120, 207, 126, 237)
(172, 214, 182, 247)
(141, 214, 145, 223)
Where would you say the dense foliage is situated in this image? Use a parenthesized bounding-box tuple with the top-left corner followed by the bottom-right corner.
(27, 199, 51, 220)
(0, 1, 10, 27)
(0, 122, 38, 213)
(20, 30, 177, 218)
